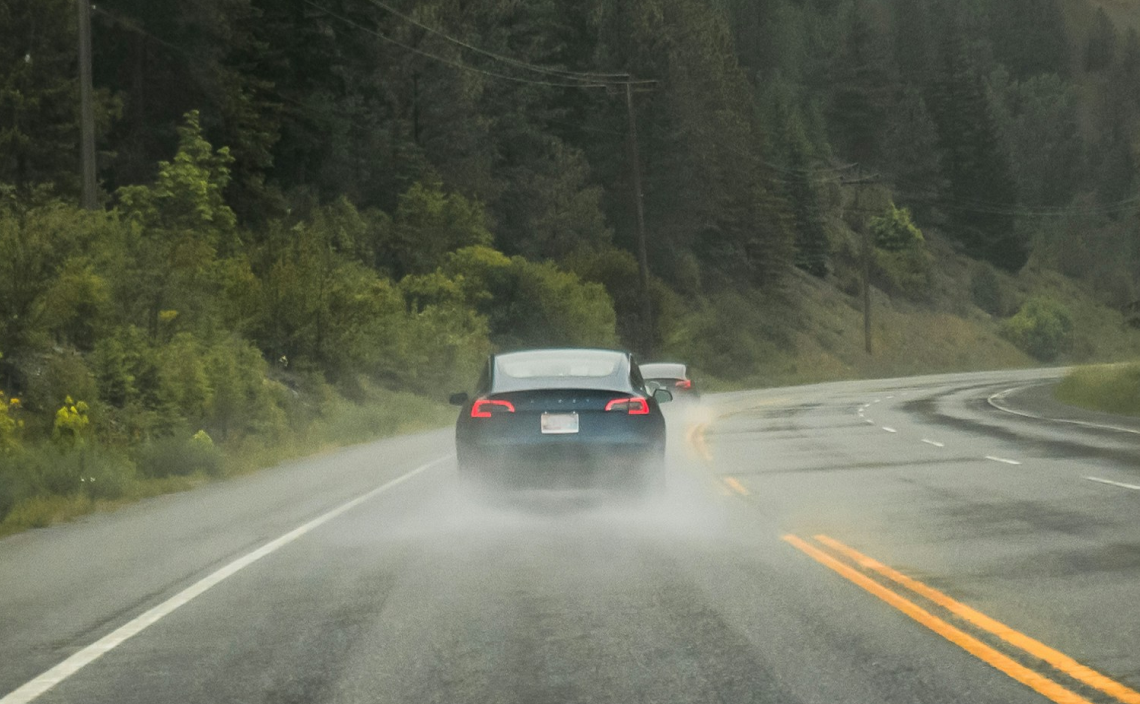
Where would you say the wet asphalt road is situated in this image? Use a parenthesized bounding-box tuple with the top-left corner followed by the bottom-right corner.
(2, 368, 1139, 704)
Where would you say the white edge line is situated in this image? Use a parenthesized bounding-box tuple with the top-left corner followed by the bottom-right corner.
(989, 387, 1140, 436)
(0, 454, 452, 704)
(921, 439, 945, 447)
(1085, 476, 1140, 491)
(882, 427, 897, 433)
(985, 455, 1022, 465)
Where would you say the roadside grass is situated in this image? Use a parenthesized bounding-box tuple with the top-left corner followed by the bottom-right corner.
(0, 390, 453, 537)
(1055, 362, 1140, 416)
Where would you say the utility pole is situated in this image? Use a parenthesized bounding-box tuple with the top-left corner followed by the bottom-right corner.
(844, 167, 882, 356)
(861, 211, 873, 355)
(624, 81, 653, 355)
(77, 0, 98, 210)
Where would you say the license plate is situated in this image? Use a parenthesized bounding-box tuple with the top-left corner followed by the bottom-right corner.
(540, 412, 579, 434)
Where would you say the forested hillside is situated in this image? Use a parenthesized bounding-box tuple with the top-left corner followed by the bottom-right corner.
(3, 0, 1140, 524)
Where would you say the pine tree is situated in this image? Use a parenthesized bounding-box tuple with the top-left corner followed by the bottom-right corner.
(893, 0, 933, 88)
(0, 0, 81, 193)
(985, 0, 1069, 79)
(826, 0, 893, 166)
(926, 19, 1025, 271)
(1086, 8, 1118, 73)
(882, 86, 943, 221)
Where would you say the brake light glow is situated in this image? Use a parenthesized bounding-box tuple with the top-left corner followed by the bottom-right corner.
(675, 379, 692, 389)
(605, 397, 650, 415)
(471, 399, 515, 418)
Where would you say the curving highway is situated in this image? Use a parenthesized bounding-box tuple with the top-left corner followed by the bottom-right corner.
(2, 368, 1139, 704)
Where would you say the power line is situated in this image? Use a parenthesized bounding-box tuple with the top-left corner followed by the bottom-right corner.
(359, 0, 655, 85)
(300, 0, 611, 90)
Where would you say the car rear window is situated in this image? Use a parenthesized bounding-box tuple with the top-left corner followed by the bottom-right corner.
(499, 354, 619, 379)
(492, 350, 631, 393)
(639, 363, 686, 379)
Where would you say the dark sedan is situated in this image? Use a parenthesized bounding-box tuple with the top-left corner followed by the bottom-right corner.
(450, 349, 671, 492)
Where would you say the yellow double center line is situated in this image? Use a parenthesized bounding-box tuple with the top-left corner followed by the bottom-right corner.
(784, 534, 1140, 704)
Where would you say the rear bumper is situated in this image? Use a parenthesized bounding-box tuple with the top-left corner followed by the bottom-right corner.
(457, 440, 664, 490)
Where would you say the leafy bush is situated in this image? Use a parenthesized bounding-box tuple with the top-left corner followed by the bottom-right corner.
(0, 467, 21, 522)
(669, 292, 785, 380)
(440, 245, 618, 350)
(1002, 297, 1073, 361)
(873, 247, 932, 301)
(870, 204, 924, 252)
(6, 445, 136, 501)
(22, 350, 99, 421)
(135, 430, 224, 479)
(0, 391, 21, 453)
(970, 264, 1008, 315)
(869, 204, 931, 300)
(53, 396, 92, 447)
(202, 337, 287, 441)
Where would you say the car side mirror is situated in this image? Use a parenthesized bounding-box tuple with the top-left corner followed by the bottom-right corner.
(652, 388, 673, 404)
(448, 392, 469, 406)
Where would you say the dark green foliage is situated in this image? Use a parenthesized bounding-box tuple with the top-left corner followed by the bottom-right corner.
(925, 20, 1025, 271)
(989, 71, 1083, 208)
(826, 0, 893, 165)
(985, 0, 1069, 79)
(893, 0, 934, 87)
(970, 264, 1008, 316)
(869, 205, 931, 300)
(0, 465, 21, 522)
(5, 444, 135, 501)
(882, 87, 944, 218)
(1087, 8, 1118, 72)
(135, 432, 223, 479)
(0, 0, 117, 194)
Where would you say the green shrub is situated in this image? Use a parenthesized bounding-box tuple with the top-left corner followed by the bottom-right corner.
(873, 246, 932, 301)
(970, 264, 1008, 315)
(135, 430, 224, 479)
(1002, 297, 1073, 361)
(11, 445, 136, 501)
(870, 204, 923, 252)
(0, 460, 27, 522)
(0, 391, 21, 453)
(22, 350, 99, 419)
(203, 336, 288, 441)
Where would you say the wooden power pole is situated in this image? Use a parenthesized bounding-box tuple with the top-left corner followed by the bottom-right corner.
(77, 0, 97, 210)
(845, 167, 883, 356)
(624, 81, 653, 355)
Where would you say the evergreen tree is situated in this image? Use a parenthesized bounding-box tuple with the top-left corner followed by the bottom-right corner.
(893, 0, 933, 88)
(826, 0, 893, 166)
(1086, 7, 1118, 73)
(989, 70, 1083, 208)
(0, 0, 86, 193)
(985, 0, 1069, 79)
(926, 20, 1025, 271)
(882, 86, 943, 221)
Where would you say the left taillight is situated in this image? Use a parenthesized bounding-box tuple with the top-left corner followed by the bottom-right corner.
(471, 399, 515, 418)
(605, 397, 650, 415)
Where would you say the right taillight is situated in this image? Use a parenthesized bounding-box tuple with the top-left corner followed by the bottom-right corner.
(471, 399, 515, 418)
(605, 397, 650, 415)
(675, 379, 692, 389)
